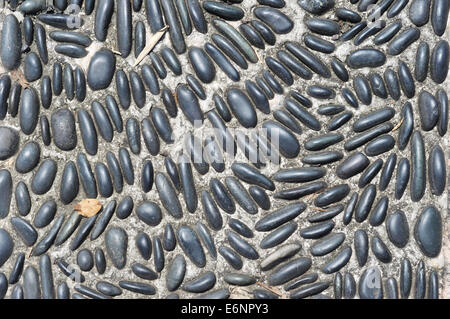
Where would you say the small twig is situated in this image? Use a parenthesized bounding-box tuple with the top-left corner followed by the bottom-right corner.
(111, 49, 122, 55)
(256, 282, 286, 298)
(133, 25, 169, 67)
(392, 117, 404, 131)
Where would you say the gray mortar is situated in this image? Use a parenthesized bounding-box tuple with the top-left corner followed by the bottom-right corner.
(0, 0, 448, 299)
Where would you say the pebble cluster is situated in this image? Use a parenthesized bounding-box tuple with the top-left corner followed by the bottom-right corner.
(0, 0, 447, 299)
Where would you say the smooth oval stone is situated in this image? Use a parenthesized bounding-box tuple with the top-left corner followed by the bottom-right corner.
(24, 52, 42, 82)
(336, 7, 361, 22)
(105, 227, 128, 270)
(239, 23, 265, 50)
(232, 162, 274, 191)
(77, 110, 98, 155)
(415, 260, 426, 299)
(306, 17, 339, 36)
(94, 163, 113, 198)
(210, 178, 235, 214)
(428, 145, 446, 196)
(204, 1, 244, 20)
(414, 205, 442, 257)
(364, 135, 395, 156)
(87, 49, 116, 90)
(353, 76, 372, 105)
(409, 0, 431, 26)
(51, 109, 77, 151)
(136, 201, 162, 227)
(76, 153, 97, 199)
(398, 61, 415, 98)
(229, 218, 254, 239)
(129, 72, 146, 109)
(0, 229, 13, 267)
(11, 217, 37, 247)
(225, 176, 258, 214)
(304, 33, 335, 53)
(359, 267, 383, 299)
(155, 173, 182, 219)
(0, 170, 12, 219)
(0, 127, 19, 161)
(304, 133, 343, 151)
(322, 246, 352, 275)
(410, 131, 425, 202)
(308, 204, 344, 223)
(63, 64, 75, 101)
(162, 224, 176, 251)
(415, 42, 430, 82)
(15, 182, 31, 217)
(260, 243, 301, 272)
(371, 236, 392, 263)
(176, 85, 203, 127)
(386, 210, 409, 248)
(336, 152, 370, 179)
(55, 43, 88, 58)
(254, 7, 293, 34)
(347, 48, 386, 68)
(227, 231, 259, 260)
(119, 281, 156, 296)
(94, 0, 114, 41)
(262, 121, 300, 158)
(298, 0, 334, 14)
(374, 20, 402, 45)
(201, 191, 222, 230)
(388, 28, 420, 55)
(118, 148, 134, 186)
(1, 15, 22, 70)
(31, 159, 57, 195)
(330, 58, 349, 82)
(399, 258, 412, 299)
(196, 222, 217, 260)
(266, 57, 294, 85)
(20, 88, 40, 136)
(188, 47, 216, 84)
(430, 40, 449, 84)
(307, 85, 335, 99)
(315, 184, 350, 207)
(354, 229, 369, 267)
(183, 271, 216, 293)
(23, 266, 41, 299)
(77, 249, 94, 272)
(135, 232, 152, 260)
(223, 273, 256, 287)
(370, 72, 388, 97)
(166, 254, 186, 291)
(418, 91, 439, 131)
(33, 200, 57, 229)
(226, 88, 257, 128)
(248, 186, 270, 211)
(49, 30, 92, 47)
(300, 221, 335, 239)
(285, 42, 331, 78)
(260, 222, 297, 249)
(310, 233, 345, 256)
(96, 282, 122, 297)
(255, 203, 306, 232)
(432, 0, 449, 35)
(353, 107, 395, 132)
(268, 257, 312, 286)
(284, 273, 319, 292)
(177, 225, 206, 268)
(138, 121, 158, 157)
(343, 273, 356, 299)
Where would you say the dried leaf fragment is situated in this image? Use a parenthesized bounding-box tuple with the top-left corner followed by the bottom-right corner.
(74, 199, 102, 217)
(133, 25, 169, 67)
